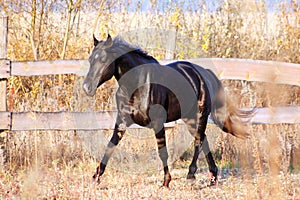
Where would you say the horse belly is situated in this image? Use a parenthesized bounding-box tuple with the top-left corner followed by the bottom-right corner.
(130, 111, 150, 127)
(166, 93, 181, 122)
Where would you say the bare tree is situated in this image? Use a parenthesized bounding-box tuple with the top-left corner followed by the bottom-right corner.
(61, 0, 82, 59)
(30, 0, 46, 60)
(92, 0, 106, 34)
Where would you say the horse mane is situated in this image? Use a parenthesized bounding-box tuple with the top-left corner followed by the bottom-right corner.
(113, 35, 158, 62)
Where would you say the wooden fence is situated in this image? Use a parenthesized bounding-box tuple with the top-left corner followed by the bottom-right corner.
(1, 16, 300, 132)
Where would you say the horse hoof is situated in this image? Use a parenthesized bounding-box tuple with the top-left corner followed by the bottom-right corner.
(92, 166, 102, 183)
(162, 182, 170, 188)
(209, 179, 218, 187)
(92, 173, 101, 184)
(162, 179, 171, 188)
(161, 183, 170, 188)
(187, 174, 196, 180)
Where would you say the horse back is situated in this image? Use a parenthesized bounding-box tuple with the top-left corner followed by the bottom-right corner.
(166, 61, 222, 104)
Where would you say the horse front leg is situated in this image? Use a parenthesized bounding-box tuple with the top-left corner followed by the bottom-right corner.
(93, 123, 125, 183)
(155, 127, 172, 187)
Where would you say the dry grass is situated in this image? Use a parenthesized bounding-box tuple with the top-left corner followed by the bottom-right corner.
(1, 155, 300, 199)
(1, 124, 300, 199)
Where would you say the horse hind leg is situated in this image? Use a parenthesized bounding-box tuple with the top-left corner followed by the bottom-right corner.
(201, 133, 218, 186)
(186, 115, 206, 180)
(187, 143, 200, 180)
(187, 114, 218, 186)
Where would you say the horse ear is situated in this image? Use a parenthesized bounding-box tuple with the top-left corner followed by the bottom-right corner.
(105, 33, 113, 47)
(93, 34, 99, 46)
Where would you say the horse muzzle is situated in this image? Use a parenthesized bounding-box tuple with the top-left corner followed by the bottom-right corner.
(82, 82, 96, 97)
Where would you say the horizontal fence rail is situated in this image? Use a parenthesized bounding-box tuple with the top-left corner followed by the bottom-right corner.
(1, 106, 300, 131)
(10, 60, 88, 77)
(187, 58, 300, 86)
(7, 58, 300, 86)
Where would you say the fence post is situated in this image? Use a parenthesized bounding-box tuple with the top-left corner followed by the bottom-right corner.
(165, 26, 177, 60)
(0, 15, 9, 167)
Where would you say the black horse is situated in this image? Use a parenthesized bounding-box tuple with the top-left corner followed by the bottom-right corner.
(83, 34, 253, 187)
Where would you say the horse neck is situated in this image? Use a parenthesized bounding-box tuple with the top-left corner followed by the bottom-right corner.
(114, 51, 156, 81)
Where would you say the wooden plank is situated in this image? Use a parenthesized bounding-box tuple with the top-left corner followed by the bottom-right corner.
(186, 58, 300, 86)
(11, 60, 88, 76)
(0, 16, 8, 167)
(11, 58, 300, 86)
(0, 112, 10, 130)
(0, 16, 8, 59)
(11, 111, 117, 131)
(10, 107, 300, 131)
(0, 60, 10, 78)
(165, 28, 177, 60)
(251, 106, 300, 124)
(9, 111, 181, 131)
(0, 16, 8, 113)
